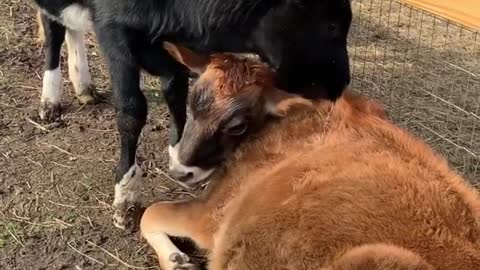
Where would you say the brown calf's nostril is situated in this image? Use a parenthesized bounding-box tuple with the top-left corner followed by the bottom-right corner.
(171, 170, 194, 182)
(177, 172, 194, 182)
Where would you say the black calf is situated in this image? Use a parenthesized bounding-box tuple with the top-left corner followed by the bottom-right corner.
(32, 0, 353, 230)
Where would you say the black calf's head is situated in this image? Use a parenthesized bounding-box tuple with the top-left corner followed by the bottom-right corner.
(253, 0, 352, 99)
(164, 43, 311, 185)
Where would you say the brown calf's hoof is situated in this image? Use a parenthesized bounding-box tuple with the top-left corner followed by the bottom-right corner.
(170, 252, 199, 270)
(39, 102, 62, 123)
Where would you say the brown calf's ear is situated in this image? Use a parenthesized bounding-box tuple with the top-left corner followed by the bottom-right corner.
(264, 88, 313, 117)
(163, 42, 209, 75)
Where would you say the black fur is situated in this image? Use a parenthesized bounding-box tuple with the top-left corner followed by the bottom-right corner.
(40, 12, 65, 70)
(33, 0, 352, 215)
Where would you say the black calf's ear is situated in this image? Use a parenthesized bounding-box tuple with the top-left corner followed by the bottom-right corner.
(163, 42, 209, 75)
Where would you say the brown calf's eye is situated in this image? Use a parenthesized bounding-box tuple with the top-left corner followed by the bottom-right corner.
(225, 121, 248, 136)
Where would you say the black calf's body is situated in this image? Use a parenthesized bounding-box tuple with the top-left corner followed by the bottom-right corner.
(32, 0, 352, 230)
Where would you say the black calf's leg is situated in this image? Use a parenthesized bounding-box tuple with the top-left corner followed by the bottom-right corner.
(95, 24, 148, 230)
(137, 46, 189, 168)
(162, 73, 190, 173)
(110, 62, 147, 230)
(65, 29, 96, 104)
(39, 14, 66, 122)
(162, 72, 189, 147)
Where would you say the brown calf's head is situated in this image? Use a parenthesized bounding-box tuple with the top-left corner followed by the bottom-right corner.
(164, 42, 311, 186)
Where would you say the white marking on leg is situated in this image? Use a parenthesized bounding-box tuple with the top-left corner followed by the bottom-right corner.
(60, 4, 93, 32)
(114, 163, 143, 207)
(168, 144, 215, 184)
(41, 67, 62, 104)
(143, 231, 191, 270)
(113, 163, 143, 228)
(66, 29, 92, 97)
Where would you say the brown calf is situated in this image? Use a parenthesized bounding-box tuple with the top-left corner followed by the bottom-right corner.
(140, 43, 480, 270)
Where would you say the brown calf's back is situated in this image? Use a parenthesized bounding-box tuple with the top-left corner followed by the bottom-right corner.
(198, 92, 480, 269)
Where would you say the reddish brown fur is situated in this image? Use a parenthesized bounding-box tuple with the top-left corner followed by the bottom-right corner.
(141, 53, 480, 270)
(192, 54, 274, 124)
(206, 54, 274, 96)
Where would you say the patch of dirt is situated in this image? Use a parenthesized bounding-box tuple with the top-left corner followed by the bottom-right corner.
(0, 1, 205, 269)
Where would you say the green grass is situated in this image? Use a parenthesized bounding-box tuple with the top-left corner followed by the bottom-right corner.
(0, 222, 24, 249)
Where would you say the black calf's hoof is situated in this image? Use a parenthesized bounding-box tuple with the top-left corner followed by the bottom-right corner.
(39, 102, 62, 123)
(113, 201, 142, 232)
(76, 85, 98, 105)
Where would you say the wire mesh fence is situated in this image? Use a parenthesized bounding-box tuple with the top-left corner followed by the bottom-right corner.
(348, 0, 479, 184)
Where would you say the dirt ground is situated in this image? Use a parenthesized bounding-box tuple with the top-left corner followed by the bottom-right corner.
(0, 0, 478, 270)
(1, 1, 205, 269)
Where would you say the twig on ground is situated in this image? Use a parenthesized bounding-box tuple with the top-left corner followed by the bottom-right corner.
(49, 200, 76, 208)
(86, 240, 156, 269)
(23, 156, 43, 168)
(67, 242, 105, 266)
(56, 184, 64, 198)
(52, 161, 74, 169)
(7, 228, 25, 248)
(26, 117, 49, 132)
(53, 217, 74, 228)
(81, 215, 94, 229)
(0, 101, 15, 108)
(43, 143, 76, 157)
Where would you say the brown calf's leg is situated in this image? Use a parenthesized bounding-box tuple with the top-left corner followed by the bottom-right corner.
(324, 244, 435, 270)
(140, 200, 215, 270)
